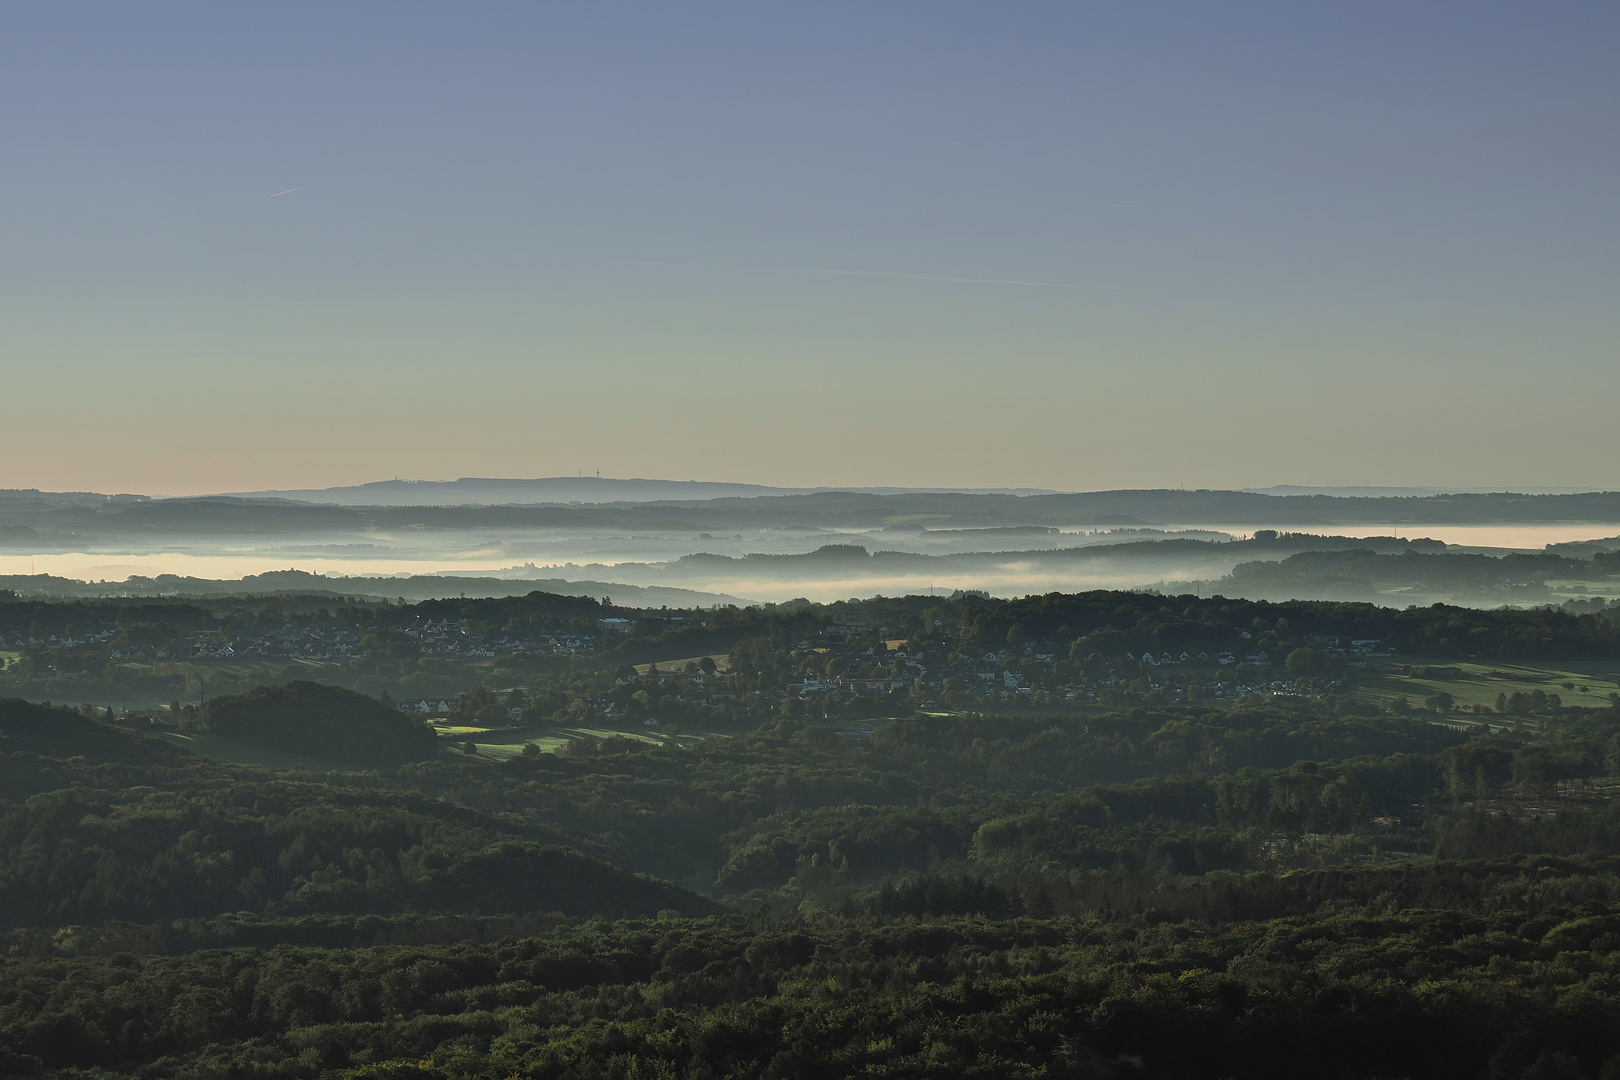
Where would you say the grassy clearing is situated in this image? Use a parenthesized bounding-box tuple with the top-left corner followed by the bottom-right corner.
(634, 654, 732, 675)
(567, 725, 667, 744)
(1356, 658, 1620, 713)
(96, 657, 352, 698)
(158, 721, 718, 770)
(0, 651, 19, 671)
(451, 722, 727, 762)
(455, 736, 569, 762)
(188, 658, 351, 682)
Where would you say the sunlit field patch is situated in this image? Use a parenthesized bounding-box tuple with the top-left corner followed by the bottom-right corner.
(1356, 658, 1620, 714)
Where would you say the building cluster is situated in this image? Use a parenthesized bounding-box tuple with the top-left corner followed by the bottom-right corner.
(773, 626, 1388, 710)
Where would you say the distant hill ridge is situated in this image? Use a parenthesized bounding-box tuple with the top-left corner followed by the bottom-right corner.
(220, 476, 1060, 505)
(0, 570, 754, 607)
(6, 483, 1620, 523)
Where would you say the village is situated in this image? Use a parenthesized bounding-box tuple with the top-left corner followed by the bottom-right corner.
(0, 591, 1409, 727)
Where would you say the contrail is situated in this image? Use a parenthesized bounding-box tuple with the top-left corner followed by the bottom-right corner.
(270, 187, 305, 197)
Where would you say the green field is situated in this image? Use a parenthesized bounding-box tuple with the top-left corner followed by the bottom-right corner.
(634, 653, 732, 675)
(1356, 658, 1620, 714)
(105, 656, 352, 684)
(0, 651, 18, 671)
(446, 722, 721, 762)
(155, 722, 706, 771)
(455, 733, 571, 761)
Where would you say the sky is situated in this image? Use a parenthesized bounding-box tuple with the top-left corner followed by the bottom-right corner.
(3, 2, 1618, 496)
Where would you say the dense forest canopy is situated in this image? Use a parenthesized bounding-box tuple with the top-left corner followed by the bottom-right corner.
(199, 681, 439, 765)
(3, 586, 1620, 1078)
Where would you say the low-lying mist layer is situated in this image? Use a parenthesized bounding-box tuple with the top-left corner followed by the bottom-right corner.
(4, 485, 1620, 606)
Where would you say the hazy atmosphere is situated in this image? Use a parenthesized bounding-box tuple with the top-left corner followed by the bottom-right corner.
(5, 2, 1619, 493)
(7, 483, 1620, 606)
(8, 7, 1620, 1080)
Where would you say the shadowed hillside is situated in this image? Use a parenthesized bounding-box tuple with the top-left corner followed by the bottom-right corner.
(200, 681, 438, 766)
(0, 697, 176, 767)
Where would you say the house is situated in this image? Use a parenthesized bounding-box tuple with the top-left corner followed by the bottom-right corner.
(840, 677, 911, 694)
(789, 675, 836, 696)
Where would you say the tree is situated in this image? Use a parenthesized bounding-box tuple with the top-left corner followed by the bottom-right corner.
(1029, 884, 1055, 919)
(1285, 647, 1327, 679)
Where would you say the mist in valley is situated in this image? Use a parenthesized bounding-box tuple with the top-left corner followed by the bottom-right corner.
(4, 483, 1619, 608)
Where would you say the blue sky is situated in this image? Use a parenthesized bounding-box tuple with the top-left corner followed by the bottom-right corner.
(3, 2, 1617, 494)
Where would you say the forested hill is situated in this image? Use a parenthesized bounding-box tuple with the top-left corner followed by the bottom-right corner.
(0, 698, 721, 930)
(3, 690, 1620, 1078)
(5, 582, 1620, 1078)
(6, 904, 1620, 1080)
(0, 696, 176, 765)
(199, 681, 438, 765)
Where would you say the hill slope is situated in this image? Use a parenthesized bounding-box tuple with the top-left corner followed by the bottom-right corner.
(0, 709, 721, 929)
(201, 681, 438, 766)
(0, 697, 178, 767)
